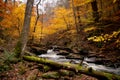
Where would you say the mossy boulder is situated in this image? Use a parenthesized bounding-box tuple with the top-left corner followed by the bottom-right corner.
(42, 72, 59, 79)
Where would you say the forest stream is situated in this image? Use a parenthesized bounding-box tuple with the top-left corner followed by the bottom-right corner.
(1, 0, 120, 79)
(38, 46, 120, 75)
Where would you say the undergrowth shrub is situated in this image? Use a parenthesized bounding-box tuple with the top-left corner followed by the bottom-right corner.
(0, 50, 19, 73)
(87, 30, 120, 49)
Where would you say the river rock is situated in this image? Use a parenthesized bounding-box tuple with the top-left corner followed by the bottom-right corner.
(42, 72, 59, 79)
(57, 50, 70, 56)
(54, 47, 73, 53)
(94, 58, 114, 67)
(79, 49, 89, 56)
(66, 53, 83, 59)
(30, 46, 47, 55)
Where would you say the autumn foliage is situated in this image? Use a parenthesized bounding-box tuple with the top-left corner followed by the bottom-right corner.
(0, 0, 120, 49)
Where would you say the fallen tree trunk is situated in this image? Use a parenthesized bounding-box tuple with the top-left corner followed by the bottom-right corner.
(23, 56, 120, 80)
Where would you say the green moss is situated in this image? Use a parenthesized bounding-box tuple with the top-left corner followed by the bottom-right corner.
(14, 41, 22, 57)
(42, 72, 60, 79)
(59, 70, 70, 76)
(43, 65, 51, 72)
(103, 73, 120, 80)
(59, 70, 75, 77)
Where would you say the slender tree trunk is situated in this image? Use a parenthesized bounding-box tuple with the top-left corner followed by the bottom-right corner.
(62, 15, 70, 30)
(32, 0, 41, 42)
(76, 6, 81, 28)
(14, 0, 34, 57)
(100, 0, 103, 21)
(118, 0, 120, 9)
(71, 0, 79, 34)
(91, 0, 99, 22)
(13, 0, 15, 6)
(40, 13, 44, 44)
(4, 0, 8, 4)
(17, 18, 21, 36)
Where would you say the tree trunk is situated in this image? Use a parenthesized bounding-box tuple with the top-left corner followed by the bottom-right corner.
(39, 13, 44, 44)
(91, 0, 99, 22)
(76, 6, 81, 28)
(32, 0, 41, 42)
(4, 0, 8, 4)
(71, 0, 79, 34)
(13, 0, 15, 6)
(62, 15, 70, 30)
(23, 56, 120, 80)
(17, 18, 21, 36)
(14, 0, 34, 57)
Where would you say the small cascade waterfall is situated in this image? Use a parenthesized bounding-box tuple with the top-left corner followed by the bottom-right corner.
(39, 47, 65, 59)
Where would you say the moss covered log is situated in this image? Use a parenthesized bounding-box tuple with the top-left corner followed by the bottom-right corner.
(23, 56, 120, 80)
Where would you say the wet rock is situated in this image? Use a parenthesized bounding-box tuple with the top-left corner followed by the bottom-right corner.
(94, 58, 113, 66)
(57, 50, 70, 56)
(94, 60, 105, 64)
(30, 46, 47, 55)
(84, 57, 96, 63)
(54, 47, 73, 53)
(113, 62, 120, 68)
(102, 60, 120, 68)
(66, 54, 82, 60)
(76, 49, 89, 56)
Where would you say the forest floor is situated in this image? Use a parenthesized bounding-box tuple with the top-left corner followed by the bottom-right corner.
(0, 61, 97, 80)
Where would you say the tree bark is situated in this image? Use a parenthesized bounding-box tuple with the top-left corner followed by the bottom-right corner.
(91, 0, 99, 22)
(32, 0, 41, 42)
(4, 0, 8, 4)
(16, 18, 21, 36)
(13, 0, 15, 6)
(62, 15, 70, 30)
(14, 0, 34, 57)
(23, 56, 120, 80)
(39, 13, 44, 44)
(76, 6, 81, 27)
(71, 0, 79, 34)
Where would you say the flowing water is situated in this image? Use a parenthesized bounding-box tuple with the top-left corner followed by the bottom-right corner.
(39, 49, 120, 75)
